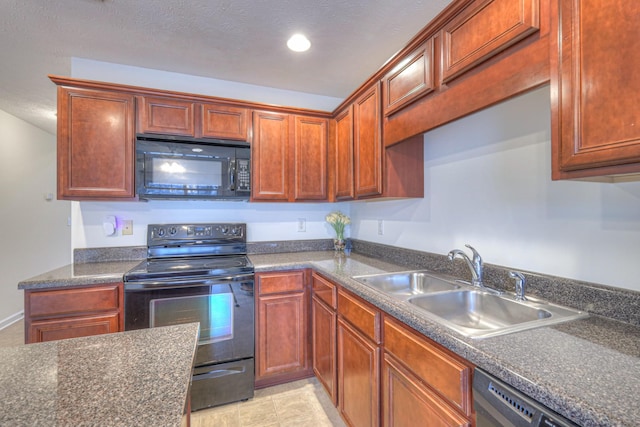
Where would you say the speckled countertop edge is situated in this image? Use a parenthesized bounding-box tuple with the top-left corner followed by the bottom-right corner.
(250, 251, 640, 427)
(0, 323, 199, 427)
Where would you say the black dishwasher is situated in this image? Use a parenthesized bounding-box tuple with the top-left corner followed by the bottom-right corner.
(473, 368, 578, 427)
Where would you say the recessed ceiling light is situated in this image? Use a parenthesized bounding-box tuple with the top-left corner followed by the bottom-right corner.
(287, 34, 311, 52)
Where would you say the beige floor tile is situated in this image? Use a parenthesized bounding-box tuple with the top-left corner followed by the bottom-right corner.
(0, 319, 24, 347)
(191, 403, 241, 427)
(237, 397, 280, 427)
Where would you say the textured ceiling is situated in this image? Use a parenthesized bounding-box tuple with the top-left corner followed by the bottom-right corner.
(0, 0, 451, 135)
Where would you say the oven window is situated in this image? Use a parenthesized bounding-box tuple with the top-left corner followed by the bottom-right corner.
(148, 157, 223, 189)
(150, 293, 234, 344)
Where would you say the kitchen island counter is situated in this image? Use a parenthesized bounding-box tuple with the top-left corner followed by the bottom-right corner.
(0, 322, 199, 427)
(249, 251, 640, 427)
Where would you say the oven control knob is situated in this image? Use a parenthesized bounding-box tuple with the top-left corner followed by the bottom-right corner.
(156, 228, 165, 237)
(168, 226, 178, 236)
(231, 226, 240, 235)
(221, 225, 229, 234)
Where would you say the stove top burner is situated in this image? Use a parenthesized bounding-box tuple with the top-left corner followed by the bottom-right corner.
(125, 255, 253, 282)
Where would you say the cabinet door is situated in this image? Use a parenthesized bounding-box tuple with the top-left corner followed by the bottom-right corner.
(56, 87, 135, 200)
(200, 103, 249, 141)
(337, 318, 380, 427)
(354, 84, 382, 198)
(29, 312, 120, 343)
(382, 353, 471, 427)
(551, 0, 640, 178)
(252, 111, 291, 201)
(383, 38, 435, 117)
(136, 95, 196, 136)
(441, 0, 539, 83)
(312, 296, 337, 404)
(334, 106, 355, 200)
(294, 116, 328, 201)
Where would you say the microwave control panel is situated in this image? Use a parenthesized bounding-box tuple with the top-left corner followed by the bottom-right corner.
(236, 159, 250, 192)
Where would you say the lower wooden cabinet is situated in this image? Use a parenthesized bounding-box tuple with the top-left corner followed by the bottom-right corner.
(255, 270, 313, 387)
(312, 273, 338, 404)
(382, 353, 471, 427)
(24, 282, 123, 344)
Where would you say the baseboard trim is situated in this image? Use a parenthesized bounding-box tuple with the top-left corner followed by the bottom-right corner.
(0, 311, 24, 330)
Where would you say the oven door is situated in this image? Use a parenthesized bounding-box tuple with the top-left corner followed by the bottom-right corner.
(124, 276, 254, 366)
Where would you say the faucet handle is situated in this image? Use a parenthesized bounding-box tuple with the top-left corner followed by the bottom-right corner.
(465, 244, 482, 263)
(509, 271, 527, 301)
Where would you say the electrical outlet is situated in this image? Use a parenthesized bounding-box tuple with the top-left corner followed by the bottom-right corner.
(122, 220, 133, 235)
(377, 219, 384, 235)
(297, 218, 306, 232)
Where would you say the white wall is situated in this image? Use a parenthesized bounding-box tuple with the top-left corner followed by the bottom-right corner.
(0, 110, 71, 323)
(352, 86, 640, 292)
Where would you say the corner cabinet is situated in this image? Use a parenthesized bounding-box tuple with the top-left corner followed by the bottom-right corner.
(551, 0, 640, 179)
(24, 282, 123, 344)
(255, 270, 313, 388)
(54, 79, 136, 200)
(354, 84, 383, 199)
(311, 272, 338, 404)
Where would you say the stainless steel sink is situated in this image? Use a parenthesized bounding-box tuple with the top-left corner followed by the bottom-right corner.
(407, 290, 587, 339)
(354, 270, 461, 297)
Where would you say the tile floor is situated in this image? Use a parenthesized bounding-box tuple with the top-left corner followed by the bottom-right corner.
(0, 320, 346, 427)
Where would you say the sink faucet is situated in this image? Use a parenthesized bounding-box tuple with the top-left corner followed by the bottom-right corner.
(509, 271, 528, 301)
(447, 244, 484, 287)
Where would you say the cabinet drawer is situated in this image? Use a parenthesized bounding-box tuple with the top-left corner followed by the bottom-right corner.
(27, 283, 121, 319)
(29, 312, 120, 343)
(257, 270, 306, 295)
(338, 289, 381, 344)
(384, 317, 473, 416)
(312, 273, 337, 309)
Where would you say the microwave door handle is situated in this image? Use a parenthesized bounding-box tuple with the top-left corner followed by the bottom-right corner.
(229, 159, 236, 191)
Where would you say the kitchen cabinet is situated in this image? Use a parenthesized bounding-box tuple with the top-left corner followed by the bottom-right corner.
(311, 272, 338, 404)
(136, 95, 196, 136)
(354, 84, 383, 198)
(337, 288, 382, 427)
(200, 103, 249, 141)
(54, 80, 136, 200)
(255, 270, 312, 388)
(550, 0, 640, 179)
(383, 316, 474, 425)
(334, 106, 355, 200)
(440, 0, 540, 84)
(252, 111, 329, 202)
(24, 282, 123, 344)
(382, 38, 435, 117)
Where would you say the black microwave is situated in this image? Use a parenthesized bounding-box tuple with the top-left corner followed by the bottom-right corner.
(135, 135, 250, 200)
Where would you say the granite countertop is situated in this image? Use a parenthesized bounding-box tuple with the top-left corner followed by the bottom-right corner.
(250, 251, 640, 427)
(0, 323, 199, 427)
(18, 260, 142, 290)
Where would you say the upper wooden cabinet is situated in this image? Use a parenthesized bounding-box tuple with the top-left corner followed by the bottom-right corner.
(252, 111, 329, 202)
(137, 95, 250, 141)
(551, 0, 640, 179)
(55, 83, 136, 200)
(137, 95, 196, 136)
(354, 84, 383, 199)
(441, 0, 540, 84)
(200, 103, 249, 141)
(294, 116, 329, 201)
(334, 106, 355, 201)
(382, 38, 436, 117)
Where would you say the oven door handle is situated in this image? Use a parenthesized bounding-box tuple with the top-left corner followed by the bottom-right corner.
(124, 274, 254, 290)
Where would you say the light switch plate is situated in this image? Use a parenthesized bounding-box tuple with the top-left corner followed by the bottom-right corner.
(122, 220, 133, 235)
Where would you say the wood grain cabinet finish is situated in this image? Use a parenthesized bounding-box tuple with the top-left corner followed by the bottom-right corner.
(136, 95, 196, 136)
(311, 273, 338, 404)
(441, 0, 540, 84)
(337, 288, 381, 427)
(255, 270, 312, 388)
(251, 111, 291, 201)
(25, 282, 123, 344)
(383, 317, 474, 420)
(294, 116, 329, 201)
(551, 0, 640, 179)
(382, 353, 471, 427)
(333, 106, 355, 201)
(200, 103, 249, 140)
(382, 38, 436, 117)
(354, 84, 383, 199)
(56, 85, 135, 200)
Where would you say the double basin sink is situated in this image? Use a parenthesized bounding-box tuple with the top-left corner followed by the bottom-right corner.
(353, 270, 587, 339)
